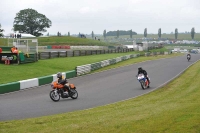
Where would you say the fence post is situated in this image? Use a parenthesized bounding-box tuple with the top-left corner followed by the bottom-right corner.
(49, 52, 51, 59)
(38, 52, 41, 59)
(73, 51, 75, 57)
(66, 51, 68, 57)
(58, 52, 60, 57)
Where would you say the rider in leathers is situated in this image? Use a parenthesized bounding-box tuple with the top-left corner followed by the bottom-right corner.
(138, 67, 150, 85)
(187, 53, 191, 60)
(57, 72, 71, 94)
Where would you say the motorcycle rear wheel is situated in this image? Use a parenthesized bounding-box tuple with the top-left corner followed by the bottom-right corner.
(50, 90, 60, 102)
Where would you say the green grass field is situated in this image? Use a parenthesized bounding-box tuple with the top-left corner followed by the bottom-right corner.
(0, 53, 199, 133)
(0, 36, 111, 46)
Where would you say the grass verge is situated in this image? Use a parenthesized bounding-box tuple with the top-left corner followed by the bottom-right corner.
(0, 54, 199, 132)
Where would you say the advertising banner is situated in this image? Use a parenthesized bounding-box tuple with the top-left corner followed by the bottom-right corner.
(0, 53, 18, 64)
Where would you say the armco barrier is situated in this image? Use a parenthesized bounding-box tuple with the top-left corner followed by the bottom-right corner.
(116, 57, 122, 63)
(19, 78, 39, 90)
(76, 64, 91, 76)
(0, 82, 20, 94)
(109, 59, 116, 65)
(101, 60, 110, 67)
(38, 75, 53, 86)
(66, 70, 76, 79)
(76, 54, 139, 76)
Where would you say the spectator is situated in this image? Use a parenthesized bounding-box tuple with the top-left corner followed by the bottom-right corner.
(13, 47, 19, 54)
(0, 47, 2, 53)
(11, 46, 16, 53)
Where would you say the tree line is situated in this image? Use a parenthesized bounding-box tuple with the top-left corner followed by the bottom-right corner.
(106, 30, 137, 36)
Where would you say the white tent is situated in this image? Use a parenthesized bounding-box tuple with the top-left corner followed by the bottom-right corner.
(20, 33, 36, 38)
(6, 31, 36, 38)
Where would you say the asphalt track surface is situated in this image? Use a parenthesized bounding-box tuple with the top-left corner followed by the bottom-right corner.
(0, 54, 199, 121)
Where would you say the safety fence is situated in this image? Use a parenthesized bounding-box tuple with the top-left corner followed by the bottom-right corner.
(38, 49, 134, 59)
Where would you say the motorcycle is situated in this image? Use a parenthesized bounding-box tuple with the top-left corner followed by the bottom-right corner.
(187, 55, 191, 62)
(137, 74, 150, 90)
(49, 80, 78, 102)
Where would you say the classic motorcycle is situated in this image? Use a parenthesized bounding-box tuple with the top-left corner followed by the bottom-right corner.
(49, 80, 78, 102)
(137, 74, 150, 90)
(187, 55, 191, 62)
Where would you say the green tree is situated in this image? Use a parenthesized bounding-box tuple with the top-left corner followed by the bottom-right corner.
(158, 28, 161, 39)
(0, 24, 4, 37)
(68, 32, 70, 37)
(144, 28, 147, 38)
(130, 29, 132, 38)
(92, 31, 94, 39)
(191, 27, 195, 40)
(117, 30, 119, 38)
(175, 28, 178, 40)
(13, 8, 52, 37)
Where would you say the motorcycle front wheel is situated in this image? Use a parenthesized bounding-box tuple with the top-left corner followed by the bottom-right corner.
(70, 89, 78, 99)
(50, 90, 60, 102)
(140, 81, 145, 90)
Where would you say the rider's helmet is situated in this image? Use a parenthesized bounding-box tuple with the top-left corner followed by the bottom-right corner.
(57, 72, 62, 79)
(138, 67, 143, 71)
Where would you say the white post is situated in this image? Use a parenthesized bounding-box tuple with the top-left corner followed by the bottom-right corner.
(27, 39, 28, 53)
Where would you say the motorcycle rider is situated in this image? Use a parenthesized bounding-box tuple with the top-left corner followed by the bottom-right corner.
(57, 72, 71, 95)
(138, 67, 150, 85)
(187, 53, 191, 60)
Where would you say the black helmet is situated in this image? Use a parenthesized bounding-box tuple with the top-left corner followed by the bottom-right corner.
(57, 72, 62, 79)
(138, 67, 143, 71)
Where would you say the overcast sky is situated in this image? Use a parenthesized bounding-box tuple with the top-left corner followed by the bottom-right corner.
(0, 0, 200, 35)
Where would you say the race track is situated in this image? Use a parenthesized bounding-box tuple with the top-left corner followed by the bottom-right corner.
(0, 54, 199, 121)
